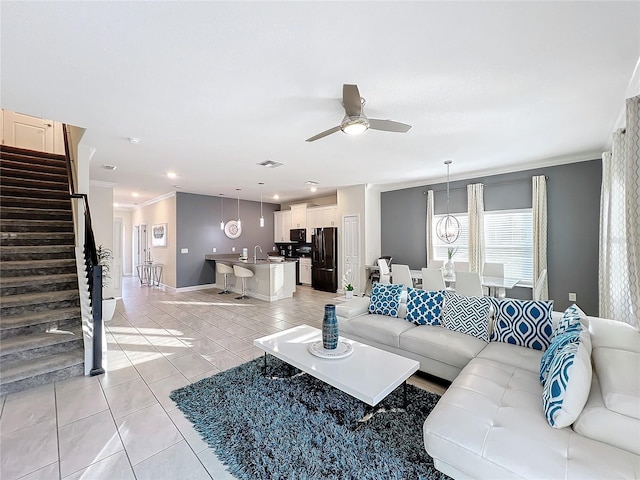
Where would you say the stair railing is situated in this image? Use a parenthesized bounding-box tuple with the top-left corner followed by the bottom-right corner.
(63, 125, 105, 376)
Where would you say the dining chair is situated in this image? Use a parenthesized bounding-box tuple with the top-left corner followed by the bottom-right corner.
(454, 271, 483, 296)
(421, 267, 445, 291)
(454, 261, 469, 272)
(533, 269, 548, 301)
(391, 264, 413, 289)
(377, 258, 391, 284)
(483, 262, 505, 298)
(428, 259, 443, 269)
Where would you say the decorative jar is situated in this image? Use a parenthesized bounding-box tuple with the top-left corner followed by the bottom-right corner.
(322, 304, 338, 350)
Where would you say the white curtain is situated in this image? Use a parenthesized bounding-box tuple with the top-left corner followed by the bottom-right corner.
(599, 95, 640, 329)
(532, 175, 549, 300)
(467, 183, 484, 273)
(426, 190, 434, 265)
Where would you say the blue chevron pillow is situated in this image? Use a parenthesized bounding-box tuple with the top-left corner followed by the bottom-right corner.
(551, 304, 586, 342)
(491, 299, 553, 350)
(441, 291, 491, 342)
(542, 328, 592, 428)
(405, 288, 444, 325)
(539, 327, 581, 383)
(368, 283, 403, 317)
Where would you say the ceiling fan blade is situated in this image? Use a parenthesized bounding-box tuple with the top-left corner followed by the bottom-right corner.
(343, 84, 362, 117)
(368, 119, 412, 133)
(306, 126, 342, 142)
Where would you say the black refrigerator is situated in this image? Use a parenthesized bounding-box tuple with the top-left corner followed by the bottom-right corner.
(311, 227, 338, 292)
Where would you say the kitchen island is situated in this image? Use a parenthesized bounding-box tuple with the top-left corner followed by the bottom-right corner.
(204, 255, 297, 302)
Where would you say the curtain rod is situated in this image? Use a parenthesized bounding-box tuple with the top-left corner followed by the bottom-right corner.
(422, 175, 549, 194)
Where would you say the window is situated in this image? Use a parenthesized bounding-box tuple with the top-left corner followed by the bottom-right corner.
(432, 209, 533, 286)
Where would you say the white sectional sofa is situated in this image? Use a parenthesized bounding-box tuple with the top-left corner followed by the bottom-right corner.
(336, 292, 640, 479)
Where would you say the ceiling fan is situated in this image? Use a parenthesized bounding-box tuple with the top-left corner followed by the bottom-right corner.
(306, 84, 412, 142)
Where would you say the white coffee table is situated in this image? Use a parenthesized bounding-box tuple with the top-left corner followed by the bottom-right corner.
(253, 324, 420, 407)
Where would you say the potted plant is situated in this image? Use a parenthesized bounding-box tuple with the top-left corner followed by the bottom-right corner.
(96, 245, 117, 321)
(445, 247, 457, 277)
(343, 271, 355, 299)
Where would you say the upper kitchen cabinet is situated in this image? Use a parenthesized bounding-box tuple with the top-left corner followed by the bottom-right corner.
(273, 210, 292, 243)
(307, 205, 338, 228)
(290, 203, 308, 228)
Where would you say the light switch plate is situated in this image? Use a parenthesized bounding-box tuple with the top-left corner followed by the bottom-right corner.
(231, 247, 236, 252)
(569, 292, 577, 302)
(212, 247, 217, 253)
(181, 248, 188, 254)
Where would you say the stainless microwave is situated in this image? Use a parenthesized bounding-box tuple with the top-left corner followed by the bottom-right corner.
(290, 228, 306, 242)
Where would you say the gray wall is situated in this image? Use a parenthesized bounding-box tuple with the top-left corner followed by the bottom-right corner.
(381, 159, 602, 315)
(175, 192, 280, 288)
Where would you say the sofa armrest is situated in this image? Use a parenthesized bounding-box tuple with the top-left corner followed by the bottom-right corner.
(336, 297, 370, 319)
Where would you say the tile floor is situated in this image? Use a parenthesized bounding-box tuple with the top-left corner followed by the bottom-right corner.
(0, 277, 447, 480)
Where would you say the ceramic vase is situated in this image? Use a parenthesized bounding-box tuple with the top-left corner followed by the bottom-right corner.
(322, 304, 339, 350)
(445, 259, 455, 277)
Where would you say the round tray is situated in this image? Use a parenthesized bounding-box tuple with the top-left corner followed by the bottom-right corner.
(309, 340, 353, 359)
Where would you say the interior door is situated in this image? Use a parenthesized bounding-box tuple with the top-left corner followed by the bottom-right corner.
(2, 111, 55, 152)
(135, 224, 148, 266)
(112, 217, 123, 297)
(343, 214, 360, 294)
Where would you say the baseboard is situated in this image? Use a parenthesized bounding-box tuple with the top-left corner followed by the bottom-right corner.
(173, 283, 218, 293)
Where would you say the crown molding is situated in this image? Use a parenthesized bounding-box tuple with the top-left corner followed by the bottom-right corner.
(137, 191, 176, 208)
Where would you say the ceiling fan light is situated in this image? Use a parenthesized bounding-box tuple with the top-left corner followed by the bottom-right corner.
(341, 116, 369, 135)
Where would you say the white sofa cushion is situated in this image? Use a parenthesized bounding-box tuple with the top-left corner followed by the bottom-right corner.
(542, 328, 592, 428)
(476, 341, 542, 374)
(424, 355, 640, 480)
(441, 291, 491, 341)
(573, 374, 640, 456)
(335, 297, 370, 319)
(593, 347, 640, 420)
(346, 314, 414, 348)
(399, 325, 487, 369)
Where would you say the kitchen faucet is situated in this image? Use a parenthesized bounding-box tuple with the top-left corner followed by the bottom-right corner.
(253, 245, 262, 263)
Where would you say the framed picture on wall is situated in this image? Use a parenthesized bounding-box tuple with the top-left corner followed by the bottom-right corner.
(152, 223, 167, 247)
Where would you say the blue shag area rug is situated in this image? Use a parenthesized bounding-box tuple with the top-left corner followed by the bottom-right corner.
(170, 356, 449, 480)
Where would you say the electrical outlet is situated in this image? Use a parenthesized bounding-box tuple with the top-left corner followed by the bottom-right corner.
(212, 247, 217, 253)
(181, 248, 188, 254)
(231, 247, 236, 252)
(569, 292, 577, 302)
(272, 246, 276, 251)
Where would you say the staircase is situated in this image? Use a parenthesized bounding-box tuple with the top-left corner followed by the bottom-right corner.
(0, 145, 84, 396)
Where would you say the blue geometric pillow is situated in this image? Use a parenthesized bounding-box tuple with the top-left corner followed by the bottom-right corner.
(368, 283, 403, 317)
(441, 291, 491, 342)
(542, 329, 592, 428)
(551, 304, 585, 342)
(405, 288, 444, 325)
(491, 299, 553, 350)
(539, 328, 581, 383)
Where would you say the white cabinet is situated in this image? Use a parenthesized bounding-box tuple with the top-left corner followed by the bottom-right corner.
(273, 210, 292, 243)
(307, 205, 338, 228)
(290, 204, 308, 228)
(299, 258, 312, 285)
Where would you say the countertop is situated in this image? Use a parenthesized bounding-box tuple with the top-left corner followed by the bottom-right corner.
(204, 254, 298, 266)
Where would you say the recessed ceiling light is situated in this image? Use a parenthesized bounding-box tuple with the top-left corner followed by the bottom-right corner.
(132, 192, 139, 198)
(113, 202, 119, 207)
(273, 194, 280, 200)
(305, 180, 319, 186)
(258, 160, 283, 168)
(128, 137, 141, 145)
(167, 172, 177, 179)
(310, 187, 317, 192)
(102, 164, 117, 171)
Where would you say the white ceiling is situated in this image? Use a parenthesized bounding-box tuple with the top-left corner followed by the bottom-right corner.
(2, 1, 639, 208)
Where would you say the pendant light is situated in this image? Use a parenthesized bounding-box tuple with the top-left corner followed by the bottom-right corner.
(236, 189, 242, 229)
(436, 160, 460, 244)
(259, 182, 265, 228)
(219, 194, 224, 230)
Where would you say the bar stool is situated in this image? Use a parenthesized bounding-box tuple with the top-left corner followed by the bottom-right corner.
(233, 265, 254, 300)
(216, 262, 234, 294)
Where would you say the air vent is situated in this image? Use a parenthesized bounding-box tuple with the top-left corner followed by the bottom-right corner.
(258, 160, 283, 168)
(102, 164, 117, 171)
